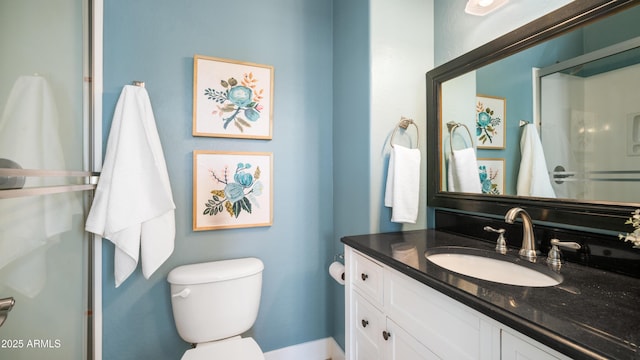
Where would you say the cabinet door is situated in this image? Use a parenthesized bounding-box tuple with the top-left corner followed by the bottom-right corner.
(352, 291, 385, 360)
(385, 318, 440, 360)
(384, 267, 492, 359)
(502, 330, 568, 360)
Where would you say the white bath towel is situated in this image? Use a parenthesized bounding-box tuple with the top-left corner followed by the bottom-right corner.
(517, 124, 556, 198)
(0, 75, 80, 297)
(384, 145, 421, 223)
(85, 85, 175, 287)
(447, 147, 481, 193)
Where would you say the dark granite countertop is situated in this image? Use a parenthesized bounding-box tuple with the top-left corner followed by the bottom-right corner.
(341, 229, 640, 360)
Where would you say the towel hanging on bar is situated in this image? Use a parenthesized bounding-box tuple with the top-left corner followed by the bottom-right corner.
(445, 121, 481, 193)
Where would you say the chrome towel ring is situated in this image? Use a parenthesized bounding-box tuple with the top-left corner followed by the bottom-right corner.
(446, 121, 474, 153)
(390, 117, 419, 149)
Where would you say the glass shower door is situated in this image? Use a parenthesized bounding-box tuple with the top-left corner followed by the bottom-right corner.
(0, 0, 95, 358)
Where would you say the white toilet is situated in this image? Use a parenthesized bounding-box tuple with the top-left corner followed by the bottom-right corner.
(167, 257, 265, 360)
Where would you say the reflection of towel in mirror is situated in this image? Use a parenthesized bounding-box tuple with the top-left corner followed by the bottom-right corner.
(85, 85, 175, 287)
(0, 75, 80, 297)
(517, 124, 556, 198)
(384, 145, 421, 224)
(447, 147, 481, 193)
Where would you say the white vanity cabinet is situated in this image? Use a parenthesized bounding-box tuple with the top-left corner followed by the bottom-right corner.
(352, 291, 436, 360)
(349, 252, 438, 360)
(501, 329, 570, 360)
(345, 247, 571, 360)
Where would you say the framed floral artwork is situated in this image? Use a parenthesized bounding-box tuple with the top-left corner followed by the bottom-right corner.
(476, 94, 506, 149)
(477, 158, 505, 195)
(193, 151, 273, 231)
(193, 55, 274, 139)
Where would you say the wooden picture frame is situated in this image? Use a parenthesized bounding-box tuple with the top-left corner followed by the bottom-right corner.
(193, 150, 273, 230)
(193, 55, 274, 139)
(476, 94, 506, 149)
(477, 158, 505, 195)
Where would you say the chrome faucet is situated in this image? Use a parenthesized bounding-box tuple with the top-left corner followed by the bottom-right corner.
(504, 207, 537, 262)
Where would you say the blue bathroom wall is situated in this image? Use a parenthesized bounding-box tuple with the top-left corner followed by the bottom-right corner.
(331, 0, 371, 350)
(102, 1, 334, 359)
(433, 0, 572, 67)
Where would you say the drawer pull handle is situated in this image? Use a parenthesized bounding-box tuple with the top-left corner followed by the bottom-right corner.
(361, 273, 368, 281)
(361, 319, 369, 328)
(382, 331, 391, 341)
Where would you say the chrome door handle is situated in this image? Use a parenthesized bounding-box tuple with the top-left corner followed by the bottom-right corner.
(0, 297, 15, 328)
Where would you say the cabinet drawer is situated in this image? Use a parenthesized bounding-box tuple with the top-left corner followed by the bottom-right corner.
(350, 251, 384, 306)
(352, 291, 385, 360)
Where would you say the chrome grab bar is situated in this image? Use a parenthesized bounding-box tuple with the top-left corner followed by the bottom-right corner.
(0, 184, 97, 199)
(0, 168, 96, 178)
(0, 167, 99, 199)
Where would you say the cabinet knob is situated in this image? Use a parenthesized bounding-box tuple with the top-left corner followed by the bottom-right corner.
(361, 273, 368, 281)
(361, 319, 369, 328)
(382, 330, 391, 341)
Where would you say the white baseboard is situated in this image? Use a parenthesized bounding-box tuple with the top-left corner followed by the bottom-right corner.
(264, 337, 345, 360)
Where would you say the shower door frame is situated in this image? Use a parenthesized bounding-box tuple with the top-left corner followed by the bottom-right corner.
(0, 0, 103, 358)
(89, 0, 104, 359)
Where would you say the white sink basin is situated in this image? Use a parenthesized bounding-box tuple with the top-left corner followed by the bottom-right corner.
(425, 247, 562, 287)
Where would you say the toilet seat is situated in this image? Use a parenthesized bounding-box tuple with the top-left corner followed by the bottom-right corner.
(181, 337, 264, 360)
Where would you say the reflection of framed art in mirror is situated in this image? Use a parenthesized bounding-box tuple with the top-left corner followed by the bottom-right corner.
(476, 95, 505, 149)
(477, 158, 505, 195)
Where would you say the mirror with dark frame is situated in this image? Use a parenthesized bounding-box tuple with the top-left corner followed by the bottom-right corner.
(427, 0, 640, 231)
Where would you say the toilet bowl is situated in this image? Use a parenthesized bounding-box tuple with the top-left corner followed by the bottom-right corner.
(168, 257, 265, 360)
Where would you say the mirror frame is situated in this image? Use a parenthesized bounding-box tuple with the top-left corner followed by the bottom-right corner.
(426, 0, 640, 231)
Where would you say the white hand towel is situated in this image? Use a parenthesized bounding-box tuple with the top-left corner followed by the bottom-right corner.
(85, 85, 176, 287)
(517, 124, 556, 198)
(384, 145, 421, 224)
(447, 147, 481, 193)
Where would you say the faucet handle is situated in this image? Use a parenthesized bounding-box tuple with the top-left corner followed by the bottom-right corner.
(0, 297, 15, 328)
(546, 239, 581, 270)
(484, 226, 507, 254)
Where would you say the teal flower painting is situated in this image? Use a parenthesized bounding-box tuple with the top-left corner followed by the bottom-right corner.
(475, 95, 506, 149)
(193, 55, 273, 139)
(477, 159, 504, 195)
(204, 72, 265, 132)
(478, 165, 500, 195)
(204, 162, 264, 219)
(194, 151, 272, 231)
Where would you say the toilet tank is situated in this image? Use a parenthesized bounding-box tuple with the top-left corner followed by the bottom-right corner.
(168, 257, 264, 344)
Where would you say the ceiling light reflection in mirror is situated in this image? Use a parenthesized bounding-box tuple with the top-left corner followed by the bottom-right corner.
(465, 0, 509, 16)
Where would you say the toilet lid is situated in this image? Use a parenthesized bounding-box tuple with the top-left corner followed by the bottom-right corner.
(181, 337, 264, 360)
